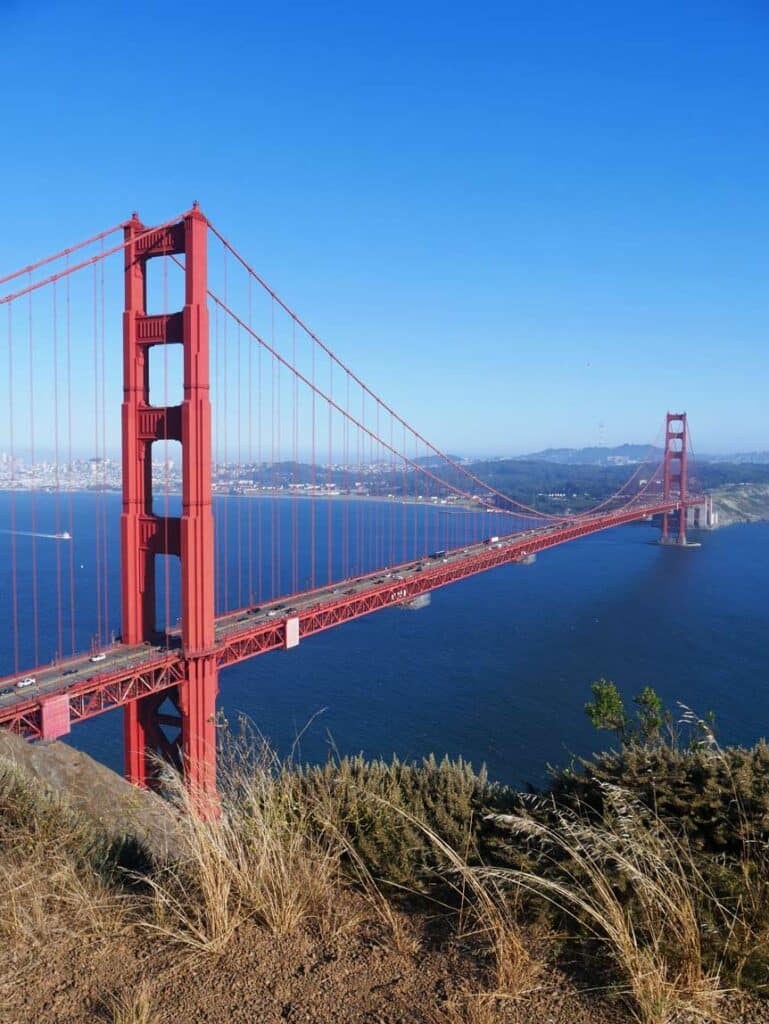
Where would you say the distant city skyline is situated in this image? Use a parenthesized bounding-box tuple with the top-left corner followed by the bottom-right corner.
(1, 2, 766, 455)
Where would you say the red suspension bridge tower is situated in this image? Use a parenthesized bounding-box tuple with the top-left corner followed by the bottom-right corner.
(661, 412, 689, 545)
(121, 204, 218, 810)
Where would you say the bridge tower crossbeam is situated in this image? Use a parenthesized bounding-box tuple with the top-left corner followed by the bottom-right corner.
(121, 205, 218, 812)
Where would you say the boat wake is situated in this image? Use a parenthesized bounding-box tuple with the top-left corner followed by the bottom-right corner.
(0, 529, 72, 540)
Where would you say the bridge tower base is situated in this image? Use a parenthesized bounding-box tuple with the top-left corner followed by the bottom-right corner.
(121, 205, 218, 814)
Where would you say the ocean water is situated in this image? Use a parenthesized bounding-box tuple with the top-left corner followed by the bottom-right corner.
(1, 492, 767, 787)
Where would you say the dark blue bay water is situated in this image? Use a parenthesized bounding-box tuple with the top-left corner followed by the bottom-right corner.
(1, 492, 767, 787)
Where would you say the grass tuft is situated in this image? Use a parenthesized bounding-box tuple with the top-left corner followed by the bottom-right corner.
(105, 981, 157, 1024)
(486, 785, 723, 1023)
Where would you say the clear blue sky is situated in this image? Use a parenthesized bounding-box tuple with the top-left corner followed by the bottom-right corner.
(0, 0, 766, 455)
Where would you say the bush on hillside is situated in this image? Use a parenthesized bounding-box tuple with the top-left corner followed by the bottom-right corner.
(540, 684, 769, 991)
(281, 752, 520, 888)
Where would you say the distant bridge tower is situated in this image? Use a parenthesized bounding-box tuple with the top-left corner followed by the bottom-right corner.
(661, 412, 689, 545)
(121, 204, 218, 813)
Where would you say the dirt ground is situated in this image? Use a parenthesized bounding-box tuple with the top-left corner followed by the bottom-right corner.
(2, 898, 766, 1024)
(0, 905, 623, 1024)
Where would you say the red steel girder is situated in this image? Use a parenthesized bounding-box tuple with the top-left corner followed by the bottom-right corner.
(0, 497, 705, 738)
(0, 655, 184, 739)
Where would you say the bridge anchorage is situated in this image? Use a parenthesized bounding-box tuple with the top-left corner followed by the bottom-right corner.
(0, 204, 706, 815)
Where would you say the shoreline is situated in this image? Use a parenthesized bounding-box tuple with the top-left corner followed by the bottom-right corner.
(3, 484, 768, 526)
(0, 486, 489, 515)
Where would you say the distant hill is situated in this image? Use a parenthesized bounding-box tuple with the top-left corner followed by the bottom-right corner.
(704, 451, 769, 464)
(510, 445, 769, 467)
(513, 444, 663, 466)
(413, 453, 466, 467)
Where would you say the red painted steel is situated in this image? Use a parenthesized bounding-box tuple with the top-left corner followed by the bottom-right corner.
(662, 412, 689, 544)
(0, 654, 186, 740)
(120, 205, 218, 809)
(40, 694, 71, 740)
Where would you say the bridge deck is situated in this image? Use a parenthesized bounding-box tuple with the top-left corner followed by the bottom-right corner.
(0, 500, 681, 739)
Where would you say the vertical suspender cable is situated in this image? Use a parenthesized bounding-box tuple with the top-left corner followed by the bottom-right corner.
(291, 320, 298, 595)
(359, 389, 364, 574)
(91, 264, 101, 650)
(237, 321, 243, 608)
(376, 401, 382, 573)
(247, 280, 254, 605)
(66, 260, 76, 654)
(343, 376, 349, 579)
(443, 450, 449, 553)
(389, 414, 395, 568)
(7, 304, 19, 675)
(52, 283, 63, 658)
(310, 340, 316, 590)
(327, 353, 333, 583)
(270, 300, 276, 599)
(276, 326, 282, 595)
(423, 440, 428, 557)
(257, 326, 263, 603)
(401, 423, 407, 564)
(27, 279, 39, 665)
(223, 249, 229, 611)
(358, 387, 364, 573)
(412, 433, 418, 561)
(363, 392, 369, 573)
(100, 243, 109, 640)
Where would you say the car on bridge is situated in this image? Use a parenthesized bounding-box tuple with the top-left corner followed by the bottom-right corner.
(16, 676, 36, 688)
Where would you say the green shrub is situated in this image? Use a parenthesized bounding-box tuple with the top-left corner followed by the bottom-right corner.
(546, 739, 769, 990)
(280, 753, 520, 888)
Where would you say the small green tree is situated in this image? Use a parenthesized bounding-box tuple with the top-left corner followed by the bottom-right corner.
(584, 679, 629, 743)
(585, 682, 686, 746)
(633, 686, 663, 741)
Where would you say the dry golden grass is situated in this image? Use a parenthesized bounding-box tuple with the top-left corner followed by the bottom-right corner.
(140, 746, 353, 952)
(427, 992, 509, 1024)
(0, 852, 127, 959)
(0, 858, 52, 945)
(105, 981, 157, 1024)
(486, 785, 724, 1024)
(366, 797, 542, 998)
(331, 826, 424, 955)
(679, 706, 769, 991)
(0, 758, 125, 939)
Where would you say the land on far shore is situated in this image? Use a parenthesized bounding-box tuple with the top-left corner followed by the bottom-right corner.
(3, 452, 769, 524)
(709, 483, 769, 527)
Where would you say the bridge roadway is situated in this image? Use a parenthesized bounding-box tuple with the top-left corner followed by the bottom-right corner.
(0, 500, 681, 740)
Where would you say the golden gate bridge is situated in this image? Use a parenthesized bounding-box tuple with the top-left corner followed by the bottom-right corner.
(0, 205, 703, 812)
